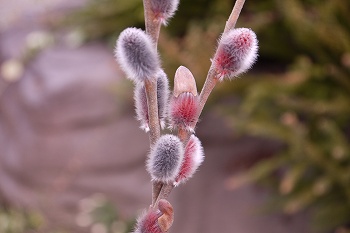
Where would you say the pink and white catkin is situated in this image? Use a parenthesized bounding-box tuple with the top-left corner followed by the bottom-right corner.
(134, 70, 169, 131)
(212, 28, 258, 81)
(147, 134, 184, 183)
(175, 135, 204, 186)
(169, 66, 199, 132)
(150, 0, 179, 25)
(133, 199, 174, 233)
(115, 27, 160, 83)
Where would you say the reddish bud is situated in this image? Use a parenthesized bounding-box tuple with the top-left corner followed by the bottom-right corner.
(169, 92, 199, 132)
(115, 28, 160, 84)
(175, 135, 204, 186)
(134, 70, 169, 132)
(147, 134, 184, 183)
(133, 209, 162, 233)
(150, 0, 179, 25)
(213, 28, 258, 80)
(133, 200, 174, 233)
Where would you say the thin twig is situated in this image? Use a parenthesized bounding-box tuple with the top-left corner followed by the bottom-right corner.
(153, 183, 174, 208)
(143, 0, 162, 46)
(143, 0, 165, 207)
(224, 0, 246, 34)
(144, 79, 161, 145)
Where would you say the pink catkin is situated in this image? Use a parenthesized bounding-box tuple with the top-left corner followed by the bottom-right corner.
(135, 209, 163, 233)
(150, 0, 179, 25)
(169, 92, 199, 131)
(134, 200, 174, 233)
(213, 28, 258, 80)
(175, 135, 204, 185)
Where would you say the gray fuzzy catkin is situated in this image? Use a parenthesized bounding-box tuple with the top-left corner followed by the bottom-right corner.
(115, 27, 160, 83)
(156, 69, 170, 128)
(134, 69, 169, 131)
(134, 82, 149, 132)
(150, 0, 179, 25)
(147, 134, 184, 183)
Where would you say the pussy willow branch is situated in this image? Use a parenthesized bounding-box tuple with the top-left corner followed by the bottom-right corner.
(142, 0, 166, 207)
(144, 80, 161, 145)
(153, 0, 247, 205)
(199, 0, 246, 120)
(153, 127, 187, 207)
(143, 0, 162, 146)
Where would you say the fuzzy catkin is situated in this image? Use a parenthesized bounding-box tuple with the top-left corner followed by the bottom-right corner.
(213, 28, 258, 80)
(133, 209, 162, 233)
(134, 70, 169, 131)
(175, 135, 204, 185)
(147, 134, 184, 183)
(150, 0, 179, 25)
(115, 28, 160, 83)
(169, 92, 199, 132)
(156, 70, 170, 128)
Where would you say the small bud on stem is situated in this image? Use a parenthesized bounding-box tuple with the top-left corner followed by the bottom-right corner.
(170, 66, 199, 132)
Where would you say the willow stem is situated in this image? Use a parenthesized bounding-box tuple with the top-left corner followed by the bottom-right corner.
(153, 183, 174, 208)
(143, 0, 162, 46)
(224, 0, 246, 34)
(143, 0, 164, 207)
(144, 79, 161, 145)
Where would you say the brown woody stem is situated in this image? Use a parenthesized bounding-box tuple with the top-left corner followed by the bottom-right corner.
(153, 183, 175, 208)
(144, 79, 161, 146)
(143, 0, 162, 46)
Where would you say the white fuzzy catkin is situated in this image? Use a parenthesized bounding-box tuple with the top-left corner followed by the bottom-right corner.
(147, 134, 184, 183)
(213, 28, 258, 80)
(134, 69, 169, 131)
(115, 27, 160, 83)
(150, 0, 179, 25)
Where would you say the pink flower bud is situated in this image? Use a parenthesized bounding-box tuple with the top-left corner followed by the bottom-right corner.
(150, 0, 179, 25)
(115, 28, 160, 84)
(169, 92, 199, 132)
(133, 200, 174, 233)
(133, 209, 162, 233)
(213, 28, 258, 80)
(134, 70, 169, 132)
(174, 135, 204, 186)
(147, 134, 184, 183)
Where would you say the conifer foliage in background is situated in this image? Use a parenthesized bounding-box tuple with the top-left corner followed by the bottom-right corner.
(223, 1, 350, 232)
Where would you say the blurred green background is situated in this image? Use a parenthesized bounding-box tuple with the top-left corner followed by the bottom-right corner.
(1, 0, 349, 232)
(64, 0, 350, 232)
